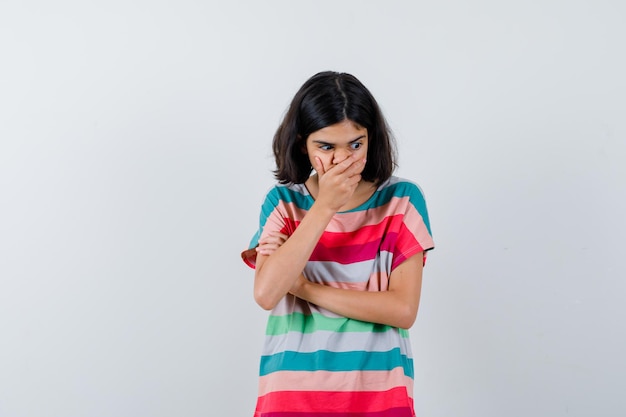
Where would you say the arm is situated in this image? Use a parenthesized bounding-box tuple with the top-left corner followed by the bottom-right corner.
(253, 154, 366, 310)
(290, 252, 424, 329)
(253, 204, 334, 310)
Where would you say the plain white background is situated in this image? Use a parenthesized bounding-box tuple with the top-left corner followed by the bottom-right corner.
(1, 1, 625, 416)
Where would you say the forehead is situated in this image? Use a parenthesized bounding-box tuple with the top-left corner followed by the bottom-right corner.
(308, 120, 367, 141)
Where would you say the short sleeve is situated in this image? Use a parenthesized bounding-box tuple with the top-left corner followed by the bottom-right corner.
(390, 181, 435, 270)
(241, 187, 287, 269)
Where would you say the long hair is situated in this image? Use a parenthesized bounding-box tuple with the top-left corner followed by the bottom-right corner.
(273, 71, 397, 184)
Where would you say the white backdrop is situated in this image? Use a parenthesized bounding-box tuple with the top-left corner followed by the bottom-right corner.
(1, 1, 625, 416)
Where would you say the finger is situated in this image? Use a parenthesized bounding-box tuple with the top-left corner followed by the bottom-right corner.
(260, 233, 288, 245)
(258, 234, 289, 252)
(332, 155, 365, 175)
(345, 158, 366, 177)
(313, 156, 326, 176)
(274, 232, 288, 241)
(261, 238, 284, 248)
(256, 243, 277, 252)
(256, 243, 282, 255)
(346, 173, 362, 186)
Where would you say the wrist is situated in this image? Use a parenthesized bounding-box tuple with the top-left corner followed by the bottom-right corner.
(309, 200, 337, 220)
(291, 275, 310, 298)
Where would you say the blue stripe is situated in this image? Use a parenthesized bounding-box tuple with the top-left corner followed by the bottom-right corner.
(259, 348, 414, 378)
(249, 177, 432, 248)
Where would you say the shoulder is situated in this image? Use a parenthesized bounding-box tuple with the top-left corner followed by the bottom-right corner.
(376, 176, 428, 204)
(370, 176, 431, 224)
(264, 182, 308, 199)
(382, 177, 434, 245)
(261, 182, 313, 211)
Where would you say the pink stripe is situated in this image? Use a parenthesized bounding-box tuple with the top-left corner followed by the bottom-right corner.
(327, 199, 408, 232)
(258, 369, 414, 397)
(314, 271, 390, 291)
(365, 270, 391, 291)
(403, 205, 434, 250)
(269, 197, 414, 234)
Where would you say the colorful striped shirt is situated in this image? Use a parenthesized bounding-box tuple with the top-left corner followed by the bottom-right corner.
(242, 176, 434, 417)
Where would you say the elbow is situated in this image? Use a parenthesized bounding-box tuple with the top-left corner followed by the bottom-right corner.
(254, 286, 278, 311)
(395, 317, 415, 330)
(397, 317, 416, 330)
(395, 306, 419, 330)
(254, 267, 279, 310)
(255, 298, 276, 311)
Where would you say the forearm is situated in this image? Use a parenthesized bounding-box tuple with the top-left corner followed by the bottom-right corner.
(254, 203, 335, 310)
(291, 254, 424, 328)
(293, 279, 420, 329)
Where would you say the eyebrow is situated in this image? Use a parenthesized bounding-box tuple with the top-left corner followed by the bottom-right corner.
(312, 135, 366, 146)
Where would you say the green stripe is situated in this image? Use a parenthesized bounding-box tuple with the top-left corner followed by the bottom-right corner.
(266, 312, 409, 336)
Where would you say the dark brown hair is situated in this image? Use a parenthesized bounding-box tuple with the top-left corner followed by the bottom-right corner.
(273, 71, 397, 184)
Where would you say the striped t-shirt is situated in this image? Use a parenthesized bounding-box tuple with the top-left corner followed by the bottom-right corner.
(242, 176, 434, 417)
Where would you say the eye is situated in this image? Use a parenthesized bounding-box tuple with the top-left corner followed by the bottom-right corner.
(320, 144, 333, 151)
(350, 142, 362, 150)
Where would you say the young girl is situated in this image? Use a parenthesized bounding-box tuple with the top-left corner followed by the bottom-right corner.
(241, 71, 434, 417)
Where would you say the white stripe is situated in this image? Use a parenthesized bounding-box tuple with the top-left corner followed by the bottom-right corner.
(261, 329, 413, 358)
(303, 251, 394, 284)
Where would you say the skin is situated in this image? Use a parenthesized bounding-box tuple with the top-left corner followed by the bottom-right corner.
(254, 119, 424, 329)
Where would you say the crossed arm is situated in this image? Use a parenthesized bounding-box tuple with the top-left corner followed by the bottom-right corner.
(291, 253, 423, 329)
(253, 154, 424, 329)
(255, 229, 424, 329)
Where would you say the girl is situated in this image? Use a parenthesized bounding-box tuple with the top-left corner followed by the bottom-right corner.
(241, 71, 434, 417)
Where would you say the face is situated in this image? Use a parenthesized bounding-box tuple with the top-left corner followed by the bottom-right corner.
(305, 119, 368, 174)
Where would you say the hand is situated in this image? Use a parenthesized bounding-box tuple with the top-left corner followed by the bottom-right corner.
(313, 155, 366, 212)
(256, 232, 288, 256)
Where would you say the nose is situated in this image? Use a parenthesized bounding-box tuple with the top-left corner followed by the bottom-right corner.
(332, 148, 351, 164)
